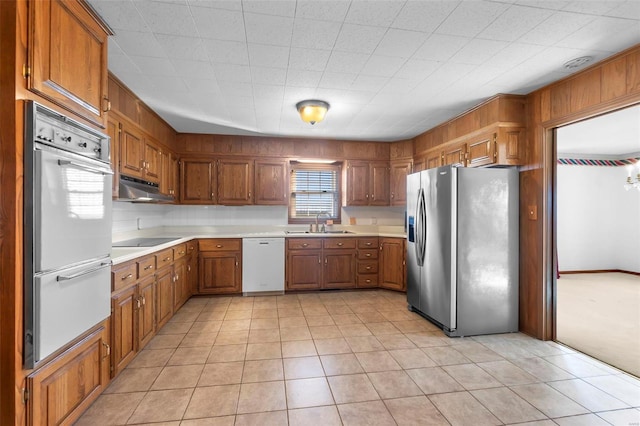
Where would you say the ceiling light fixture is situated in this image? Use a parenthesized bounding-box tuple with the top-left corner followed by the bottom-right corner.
(296, 100, 330, 125)
(563, 56, 593, 70)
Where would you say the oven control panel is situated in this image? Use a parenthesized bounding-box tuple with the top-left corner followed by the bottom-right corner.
(30, 103, 109, 163)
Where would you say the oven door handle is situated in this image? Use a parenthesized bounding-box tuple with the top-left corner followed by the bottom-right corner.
(57, 262, 112, 282)
(57, 159, 113, 175)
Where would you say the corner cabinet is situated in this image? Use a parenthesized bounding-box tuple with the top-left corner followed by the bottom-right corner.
(27, 320, 111, 426)
(27, 0, 112, 127)
(198, 239, 242, 294)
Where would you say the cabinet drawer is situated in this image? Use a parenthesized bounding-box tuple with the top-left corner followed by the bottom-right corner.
(199, 239, 242, 252)
(173, 243, 188, 260)
(111, 263, 137, 292)
(358, 238, 378, 249)
(156, 248, 174, 268)
(186, 240, 198, 255)
(357, 274, 378, 288)
(357, 260, 379, 274)
(137, 256, 156, 279)
(358, 249, 378, 260)
(323, 238, 356, 249)
(287, 238, 322, 250)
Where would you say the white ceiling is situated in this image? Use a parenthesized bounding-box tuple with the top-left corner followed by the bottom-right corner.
(88, 0, 640, 141)
(557, 104, 640, 157)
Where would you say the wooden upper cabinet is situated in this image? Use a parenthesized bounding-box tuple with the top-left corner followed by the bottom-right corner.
(442, 142, 466, 167)
(390, 160, 412, 206)
(369, 161, 390, 205)
(217, 158, 254, 205)
(467, 131, 496, 167)
(120, 123, 145, 179)
(143, 139, 161, 183)
(346, 160, 389, 206)
(160, 150, 179, 199)
(346, 161, 370, 206)
(28, 0, 112, 127)
(180, 158, 215, 204)
(255, 159, 288, 205)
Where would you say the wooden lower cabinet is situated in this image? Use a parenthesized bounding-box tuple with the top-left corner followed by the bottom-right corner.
(357, 238, 379, 288)
(28, 320, 111, 426)
(198, 240, 242, 294)
(323, 250, 356, 289)
(110, 285, 137, 377)
(379, 238, 406, 291)
(173, 259, 189, 311)
(156, 266, 174, 329)
(137, 276, 156, 349)
(286, 250, 322, 290)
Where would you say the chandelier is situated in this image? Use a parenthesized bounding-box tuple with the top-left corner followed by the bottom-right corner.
(624, 160, 640, 191)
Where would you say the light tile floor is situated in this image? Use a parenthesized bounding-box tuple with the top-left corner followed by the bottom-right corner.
(76, 290, 640, 425)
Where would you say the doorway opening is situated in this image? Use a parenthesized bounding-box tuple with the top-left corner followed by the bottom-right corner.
(553, 104, 640, 377)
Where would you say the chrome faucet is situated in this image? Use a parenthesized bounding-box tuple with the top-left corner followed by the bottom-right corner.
(316, 212, 331, 233)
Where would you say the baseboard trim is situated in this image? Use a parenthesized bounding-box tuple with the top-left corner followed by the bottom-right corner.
(559, 269, 640, 276)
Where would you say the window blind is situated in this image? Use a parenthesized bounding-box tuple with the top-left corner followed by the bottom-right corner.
(289, 164, 341, 221)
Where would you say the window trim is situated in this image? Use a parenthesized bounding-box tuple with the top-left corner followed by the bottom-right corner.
(288, 162, 342, 224)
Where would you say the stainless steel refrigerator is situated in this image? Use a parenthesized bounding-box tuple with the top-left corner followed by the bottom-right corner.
(406, 165, 519, 337)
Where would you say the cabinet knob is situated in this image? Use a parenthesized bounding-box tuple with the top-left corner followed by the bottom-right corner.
(337, 242, 343, 246)
(179, 250, 185, 255)
(366, 253, 371, 257)
(302, 243, 308, 247)
(216, 244, 223, 248)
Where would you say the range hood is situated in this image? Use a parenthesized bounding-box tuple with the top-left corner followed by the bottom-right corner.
(118, 175, 173, 203)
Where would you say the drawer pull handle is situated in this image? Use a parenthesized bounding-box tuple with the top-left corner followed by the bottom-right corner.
(103, 342, 110, 357)
(365, 279, 371, 283)
(178, 250, 185, 255)
(216, 244, 223, 248)
(366, 242, 372, 246)
(164, 257, 171, 262)
(144, 265, 153, 270)
(366, 266, 371, 270)
(142, 296, 146, 305)
(122, 273, 133, 280)
(302, 243, 308, 247)
(337, 242, 343, 246)
(365, 253, 371, 257)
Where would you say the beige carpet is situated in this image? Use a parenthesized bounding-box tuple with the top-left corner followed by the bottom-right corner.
(557, 272, 640, 377)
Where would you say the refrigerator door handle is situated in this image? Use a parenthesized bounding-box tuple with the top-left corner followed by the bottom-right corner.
(416, 188, 426, 266)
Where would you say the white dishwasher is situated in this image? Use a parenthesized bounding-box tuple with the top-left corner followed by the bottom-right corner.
(242, 238, 285, 295)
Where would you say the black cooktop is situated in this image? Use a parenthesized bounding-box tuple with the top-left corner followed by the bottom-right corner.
(113, 237, 180, 247)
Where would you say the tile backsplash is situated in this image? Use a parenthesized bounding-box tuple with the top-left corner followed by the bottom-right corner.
(112, 203, 405, 235)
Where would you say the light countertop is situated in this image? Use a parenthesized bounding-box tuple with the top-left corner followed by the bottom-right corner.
(111, 225, 406, 265)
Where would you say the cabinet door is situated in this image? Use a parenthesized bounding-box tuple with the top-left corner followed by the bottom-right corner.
(426, 150, 443, 169)
(187, 254, 198, 295)
(28, 0, 110, 127)
(369, 162, 390, 205)
(180, 159, 215, 204)
(379, 238, 406, 291)
(144, 140, 161, 183)
(137, 276, 156, 350)
(346, 161, 369, 206)
(111, 286, 137, 377)
(173, 259, 188, 311)
(106, 115, 120, 198)
(120, 123, 145, 179)
(28, 322, 111, 426)
(442, 143, 466, 167)
(217, 158, 254, 205)
(467, 132, 496, 167)
(159, 150, 172, 196)
(170, 153, 179, 198)
(286, 250, 322, 290)
(323, 250, 356, 289)
(156, 267, 174, 329)
(390, 160, 412, 206)
(198, 252, 242, 294)
(255, 159, 288, 205)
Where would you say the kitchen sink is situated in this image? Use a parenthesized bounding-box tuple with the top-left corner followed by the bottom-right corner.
(285, 230, 354, 234)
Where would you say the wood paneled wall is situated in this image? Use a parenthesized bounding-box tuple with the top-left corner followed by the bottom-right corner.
(177, 133, 393, 161)
(519, 44, 640, 340)
(108, 74, 177, 148)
